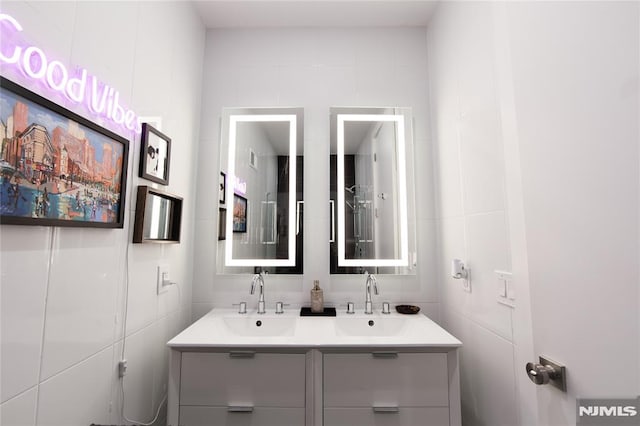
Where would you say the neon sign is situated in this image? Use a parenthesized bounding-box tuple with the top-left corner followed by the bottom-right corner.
(0, 13, 142, 134)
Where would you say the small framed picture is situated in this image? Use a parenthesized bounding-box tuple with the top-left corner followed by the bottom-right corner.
(233, 194, 247, 233)
(219, 172, 226, 204)
(139, 123, 171, 185)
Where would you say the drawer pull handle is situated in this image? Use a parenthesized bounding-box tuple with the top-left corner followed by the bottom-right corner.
(229, 351, 256, 358)
(372, 352, 398, 359)
(227, 406, 254, 412)
(373, 406, 400, 413)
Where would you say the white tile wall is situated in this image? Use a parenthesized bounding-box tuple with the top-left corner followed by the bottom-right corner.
(70, 2, 139, 103)
(0, 1, 204, 424)
(36, 347, 113, 426)
(414, 139, 436, 221)
(41, 228, 123, 380)
(125, 242, 163, 336)
(427, 2, 519, 426)
(443, 310, 517, 426)
(194, 26, 437, 313)
(120, 325, 156, 423)
(0, 227, 51, 402)
(0, 387, 37, 426)
(465, 212, 512, 340)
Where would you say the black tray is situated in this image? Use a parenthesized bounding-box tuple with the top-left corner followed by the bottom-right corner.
(300, 307, 336, 317)
(396, 304, 420, 314)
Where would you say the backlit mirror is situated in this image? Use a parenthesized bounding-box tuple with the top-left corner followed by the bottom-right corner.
(217, 107, 303, 274)
(330, 107, 416, 275)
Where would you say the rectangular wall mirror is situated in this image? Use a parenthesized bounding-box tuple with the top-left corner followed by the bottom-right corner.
(217, 107, 303, 274)
(330, 107, 416, 275)
(133, 186, 183, 244)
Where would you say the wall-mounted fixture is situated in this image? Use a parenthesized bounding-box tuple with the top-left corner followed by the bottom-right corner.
(451, 259, 468, 279)
(217, 107, 304, 274)
(451, 259, 470, 292)
(329, 107, 417, 275)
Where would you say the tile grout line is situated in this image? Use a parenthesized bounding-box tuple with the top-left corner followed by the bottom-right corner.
(445, 301, 515, 345)
(115, 3, 143, 420)
(35, 343, 115, 388)
(33, 226, 56, 426)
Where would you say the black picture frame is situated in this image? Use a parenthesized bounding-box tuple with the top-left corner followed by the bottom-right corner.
(219, 171, 226, 204)
(0, 77, 129, 228)
(233, 194, 247, 233)
(139, 123, 171, 185)
(133, 185, 183, 243)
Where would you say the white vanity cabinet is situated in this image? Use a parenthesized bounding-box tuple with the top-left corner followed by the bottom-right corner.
(323, 352, 451, 426)
(174, 351, 306, 426)
(167, 310, 462, 426)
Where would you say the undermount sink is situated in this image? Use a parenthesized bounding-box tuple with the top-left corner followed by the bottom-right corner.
(334, 316, 408, 337)
(222, 316, 296, 336)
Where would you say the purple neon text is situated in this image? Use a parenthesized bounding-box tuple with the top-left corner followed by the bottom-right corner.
(0, 13, 141, 134)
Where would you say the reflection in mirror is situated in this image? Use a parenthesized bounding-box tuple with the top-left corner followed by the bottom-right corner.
(330, 107, 416, 275)
(144, 194, 172, 240)
(218, 108, 303, 274)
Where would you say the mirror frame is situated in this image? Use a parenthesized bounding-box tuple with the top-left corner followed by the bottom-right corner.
(224, 113, 298, 267)
(335, 111, 410, 268)
(133, 185, 183, 244)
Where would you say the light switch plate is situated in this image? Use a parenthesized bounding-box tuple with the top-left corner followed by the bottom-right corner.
(157, 264, 169, 294)
(495, 270, 514, 308)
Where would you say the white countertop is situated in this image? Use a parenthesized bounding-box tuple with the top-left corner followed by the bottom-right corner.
(167, 308, 462, 349)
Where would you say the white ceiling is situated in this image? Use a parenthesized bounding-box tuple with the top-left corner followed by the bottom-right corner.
(193, 0, 439, 28)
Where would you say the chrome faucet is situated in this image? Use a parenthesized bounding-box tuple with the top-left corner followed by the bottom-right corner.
(250, 272, 266, 314)
(364, 273, 378, 314)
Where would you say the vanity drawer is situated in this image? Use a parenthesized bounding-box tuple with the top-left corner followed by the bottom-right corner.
(324, 407, 450, 426)
(180, 405, 305, 426)
(323, 352, 448, 407)
(180, 352, 305, 407)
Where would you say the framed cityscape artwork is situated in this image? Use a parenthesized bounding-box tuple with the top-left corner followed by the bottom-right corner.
(0, 77, 129, 228)
(233, 194, 247, 233)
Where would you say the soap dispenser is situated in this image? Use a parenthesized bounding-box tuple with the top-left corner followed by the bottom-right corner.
(310, 280, 324, 313)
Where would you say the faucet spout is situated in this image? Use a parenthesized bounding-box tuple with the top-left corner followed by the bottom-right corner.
(250, 273, 266, 314)
(364, 273, 378, 314)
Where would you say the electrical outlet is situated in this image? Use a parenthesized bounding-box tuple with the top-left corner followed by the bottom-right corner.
(157, 264, 169, 294)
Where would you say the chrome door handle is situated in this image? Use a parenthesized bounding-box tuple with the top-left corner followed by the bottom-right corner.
(525, 356, 566, 391)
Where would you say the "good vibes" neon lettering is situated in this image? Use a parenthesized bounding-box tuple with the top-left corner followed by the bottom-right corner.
(0, 13, 142, 134)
